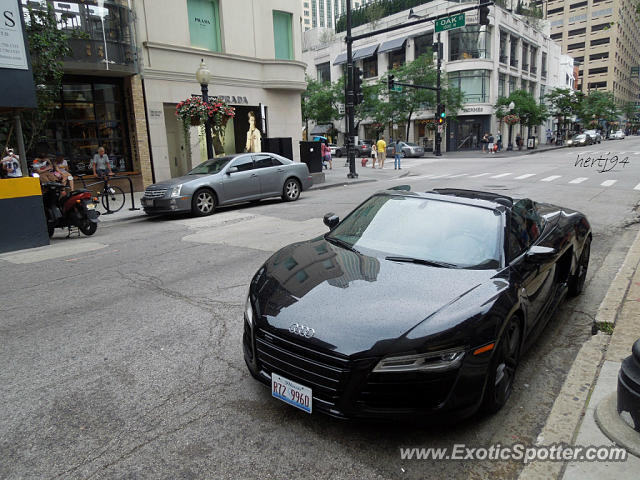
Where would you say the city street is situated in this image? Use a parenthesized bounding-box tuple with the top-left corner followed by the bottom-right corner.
(2, 137, 640, 479)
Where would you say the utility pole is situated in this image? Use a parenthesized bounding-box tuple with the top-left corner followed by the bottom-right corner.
(345, 1, 358, 178)
(434, 33, 443, 157)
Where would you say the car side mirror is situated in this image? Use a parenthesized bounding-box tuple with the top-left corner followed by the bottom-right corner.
(227, 166, 238, 175)
(323, 212, 339, 229)
(525, 245, 557, 264)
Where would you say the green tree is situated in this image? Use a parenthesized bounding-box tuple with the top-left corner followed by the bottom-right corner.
(1, 3, 76, 153)
(544, 87, 584, 138)
(621, 101, 638, 123)
(577, 90, 619, 130)
(301, 75, 343, 137)
(495, 90, 548, 137)
(380, 54, 463, 141)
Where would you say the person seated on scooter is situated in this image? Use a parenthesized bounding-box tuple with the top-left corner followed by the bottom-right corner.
(91, 146, 113, 179)
(53, 153, 74, 191)
(32, 153, 58, 183)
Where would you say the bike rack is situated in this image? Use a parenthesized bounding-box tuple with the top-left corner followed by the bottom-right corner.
(77, 174, 140, 214)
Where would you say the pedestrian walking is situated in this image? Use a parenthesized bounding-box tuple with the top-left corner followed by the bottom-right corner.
(91, 146, 113, 178)
(393, 143, 402, 169)
(496, 133, 502, 151)
(488, 133, 495, 154)
(376, 137, 387, 169)
(1, 148, 22, 178)
(481, 133, 488, 153)
(516, 133, 522, 150)
(546, 128, 552, 144)
(370, 143, 377, 168)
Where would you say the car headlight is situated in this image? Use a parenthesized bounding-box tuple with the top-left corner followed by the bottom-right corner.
(373, 348, 466, 373)
(245, 294, 254, 327)
(170, 185, 183, 198)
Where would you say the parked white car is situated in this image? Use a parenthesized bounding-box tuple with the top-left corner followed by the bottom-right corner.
(608, 130, 625, 140)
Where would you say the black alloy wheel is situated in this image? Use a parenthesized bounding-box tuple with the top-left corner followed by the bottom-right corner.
(79, 222, 97, 236)
(483, 317, 522, 413)
(191, 189, 216, 217)
(282, 178, 301, 202)
(568, 238, 591, 296)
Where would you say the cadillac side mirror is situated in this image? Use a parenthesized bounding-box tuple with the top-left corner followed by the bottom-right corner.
(227, 166, 238, 175)
(525, 245, 557, 264)
(323, 212, 339, 229)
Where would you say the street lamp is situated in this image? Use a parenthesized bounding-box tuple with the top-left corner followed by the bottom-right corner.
(196, 59, 214, 159)
(507, 100, 516, 151)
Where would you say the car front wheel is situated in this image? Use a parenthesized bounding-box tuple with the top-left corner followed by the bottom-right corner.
(282, 178, 301, 202)
(568, 237, 591, 296)
(191, 189, 216, 216)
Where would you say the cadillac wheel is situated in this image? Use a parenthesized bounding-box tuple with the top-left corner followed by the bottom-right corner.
(282, 178, 301, 202)
(192, 189, 216, 216)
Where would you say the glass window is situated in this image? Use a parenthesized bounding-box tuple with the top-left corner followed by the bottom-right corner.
(448, 70, 491, 103)
(231, 156, 255, 172)
(499, 31, 507, 63)
(521, 43, 529, 70)
(414, 32, 434, 59)
(317, 62, 331, 83)
(362, 55, 377, 78)
(508, 75, 516, 94)
(273, 10, 293, 60)
(253, 154, 276, 169)
(449, 26, 490, 61)
(498, 73, 506, 98)
(188, 156, 233, 174)
(187, 0, 221, 52)
(509, 36, 518, 67)
(389, 49, 405, 69)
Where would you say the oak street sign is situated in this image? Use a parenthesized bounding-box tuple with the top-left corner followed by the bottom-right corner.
(435, 13, 466, 33)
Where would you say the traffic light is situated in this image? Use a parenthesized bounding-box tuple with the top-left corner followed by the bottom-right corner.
(387, 74, 395, 92)
(354, 67, 364, 105)
(438, 104, 446, 124)
(479, 5, 490, 25)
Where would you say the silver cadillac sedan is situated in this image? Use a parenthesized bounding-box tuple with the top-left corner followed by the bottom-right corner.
(142, 153, 313, 216)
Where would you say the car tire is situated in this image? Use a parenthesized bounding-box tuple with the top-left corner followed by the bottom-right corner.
(282, 178, 301, 202)
(191, 188, 216, 217)
(482, 316, 522, 414)
(568, 237, 591, 297)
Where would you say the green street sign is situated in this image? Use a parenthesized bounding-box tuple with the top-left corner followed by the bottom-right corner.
(391, 85, 403, 92)
(435, 13, 466, 33)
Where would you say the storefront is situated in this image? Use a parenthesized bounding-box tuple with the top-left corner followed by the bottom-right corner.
(447, 106, 492, 151)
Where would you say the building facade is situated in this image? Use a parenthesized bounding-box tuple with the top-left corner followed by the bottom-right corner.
(302, 1, 567, 151)
(537, 0, 640, 104)
(301, 0, 372, 31)
(137, 0, 306, 183)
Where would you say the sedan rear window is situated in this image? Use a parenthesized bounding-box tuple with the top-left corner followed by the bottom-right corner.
(327, 195, 502, 269)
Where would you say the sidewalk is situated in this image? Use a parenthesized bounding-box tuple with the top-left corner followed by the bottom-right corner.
(520, 228, 640, 480)
(441, 142, 565, 158)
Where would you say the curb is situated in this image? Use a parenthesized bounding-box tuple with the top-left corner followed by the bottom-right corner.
(518, 228, 640, 480)
(309, 178, 378, 191)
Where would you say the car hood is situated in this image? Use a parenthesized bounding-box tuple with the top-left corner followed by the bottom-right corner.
(255, 238, 497, 357)
(147, 174, 209, 188)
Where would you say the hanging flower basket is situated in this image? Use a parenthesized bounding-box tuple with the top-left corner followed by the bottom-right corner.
(503, 114, 520, 126)
(176, 96, 209, 127)
(207, 97, 236, 155)
(425, 121, 437, 131)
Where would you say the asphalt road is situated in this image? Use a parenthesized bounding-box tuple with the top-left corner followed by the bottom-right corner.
(2, 137, 640, 479)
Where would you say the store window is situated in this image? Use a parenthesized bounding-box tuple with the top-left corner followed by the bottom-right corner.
(39, 78, 131, 174)
(414, 32, 434, 59)
(273, 10, 294, 60)
(498, 73, 506, 98)
(187, 0, 221, 52)
(362, 56, 378, 78)
(449, 26, 491, 61)
(317, 62, 331, 83)
(448, 70, 491, 103)
(389, 49, 405, 69)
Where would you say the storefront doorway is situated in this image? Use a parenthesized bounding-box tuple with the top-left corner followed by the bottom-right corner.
(448, 115, 490, 151)
(163, 105, 191, 178)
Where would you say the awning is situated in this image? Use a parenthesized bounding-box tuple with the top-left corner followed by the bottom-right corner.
(310, 124, 333, 135)
(333, 52, 347, 65)
(353, 44, 379, 60)
(378, 36, 407, 54)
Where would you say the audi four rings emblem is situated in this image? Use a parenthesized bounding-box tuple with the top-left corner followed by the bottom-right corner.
(289, 323, 315, 338)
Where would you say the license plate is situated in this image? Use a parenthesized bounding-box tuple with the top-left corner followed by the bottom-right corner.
(271, 373, 312, 413)
(86, 203, 96, 210)
(142, 198, 154, 207)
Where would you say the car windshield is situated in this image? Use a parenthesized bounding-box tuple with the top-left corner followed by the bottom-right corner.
(188, 156, 234, 175)
(574, 134, 585, 139)
(326, 195, 502, 269)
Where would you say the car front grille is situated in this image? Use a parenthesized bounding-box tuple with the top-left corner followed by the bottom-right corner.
(254, 328, 351, 406)
(144, 188, 167, 198)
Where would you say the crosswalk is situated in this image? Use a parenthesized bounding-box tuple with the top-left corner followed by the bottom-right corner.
(399, 171, 640, 191)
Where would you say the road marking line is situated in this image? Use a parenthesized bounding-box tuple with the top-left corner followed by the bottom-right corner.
(447, 173, 468, 178)
(490, 173, 512, 178)
(469, 173, 491, 178)
(430, 174, 450, 179)
(569, 177, 588, 184)
(515, 174, 536, 180)
(634, 183, 640, 190)
(541, 175, 561, 182)
(601, 180, 617, 187)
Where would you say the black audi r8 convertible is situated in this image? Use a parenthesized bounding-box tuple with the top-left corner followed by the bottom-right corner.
(243, 188, 591, 421)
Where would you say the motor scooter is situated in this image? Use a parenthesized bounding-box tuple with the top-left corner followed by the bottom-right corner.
(37, 179, 100, 237)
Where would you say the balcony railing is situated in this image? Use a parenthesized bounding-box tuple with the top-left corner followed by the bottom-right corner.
(510, 58, 519, 68)
(531, 66, 538, 75)
(23, 0, 137, 73)
(522, 63, 529, 71)
(541, 69, 548, 78)
(449, 49, 489, 61)
(499, 54, 508, 64)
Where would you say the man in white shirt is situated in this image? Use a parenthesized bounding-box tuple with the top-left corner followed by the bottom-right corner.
(91, 147, 113, 178)
(1, 148, 23, 178)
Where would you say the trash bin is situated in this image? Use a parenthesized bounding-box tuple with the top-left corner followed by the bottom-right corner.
(527, 136, 536, 149)
(299, 141, 323, 173)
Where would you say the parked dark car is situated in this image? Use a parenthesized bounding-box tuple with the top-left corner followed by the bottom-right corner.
(386, 141, 425, 158)
(244, 188, 591, 420)
(142, 153, 312, 216)
(335, 141, 372, 157)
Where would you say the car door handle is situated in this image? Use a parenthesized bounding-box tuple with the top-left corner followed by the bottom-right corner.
(277, 169, 284, 172)
(251, 174, 258, 177)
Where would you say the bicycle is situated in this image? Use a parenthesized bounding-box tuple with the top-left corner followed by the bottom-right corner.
(77, 173, 126, 213)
